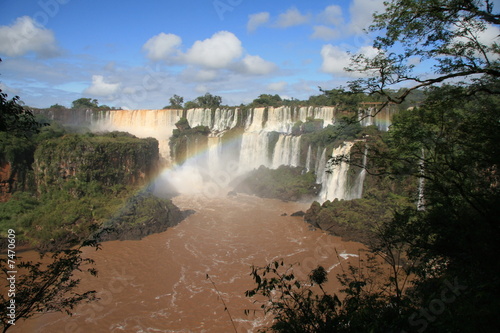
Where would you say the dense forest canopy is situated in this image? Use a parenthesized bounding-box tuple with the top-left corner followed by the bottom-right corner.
(245, 1, 500, 332)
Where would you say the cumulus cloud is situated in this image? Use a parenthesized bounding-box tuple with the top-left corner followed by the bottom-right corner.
(321, 45, 351, 75)
(311, 26, 340, 40)
(247, 12, 270, 32)
(321, 45, 379, 76)
(239, 55, 276, 75)
(348, 0, 386, 34)
(318, 5, 344, 26)
(276, 7, 310, 28)
(141, 30, 277, 82)
(267, 81, 287, 91)
(185, 31, 243, 69)
(84, 75, 121, 96)
(142, 32, 182, 61)
(0, 16, 60, 57)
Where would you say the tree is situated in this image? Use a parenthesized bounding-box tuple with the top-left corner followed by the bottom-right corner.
(379, 81, 500, 331)
(195, 92, 222, 108)
(250, 94, 282, 107)
(0, 242, 99, 332)
(71, 98, 99, 110)
(165, 94, 184, 109)
(48, 104, 66, 110)
(348, 0, 500, 105)
(0, 90, 41, 137)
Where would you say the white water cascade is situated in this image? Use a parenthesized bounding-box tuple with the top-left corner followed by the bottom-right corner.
(83, 106, 393, 202)
(319, 142, 356, 201)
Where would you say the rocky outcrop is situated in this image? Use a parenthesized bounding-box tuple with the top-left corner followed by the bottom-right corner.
(97, 191, 186, 242)
(304, 200, 375, 245)
(0, 162, 15, 202)
(304, 188, 414, 246)
(232, 165, 321, 201)
(34, 132, 159, 190)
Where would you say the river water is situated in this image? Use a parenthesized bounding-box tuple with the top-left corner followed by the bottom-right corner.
(12, 194, 365, 333)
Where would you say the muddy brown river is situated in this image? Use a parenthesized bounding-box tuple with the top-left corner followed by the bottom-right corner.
(11, 194, 365, 332)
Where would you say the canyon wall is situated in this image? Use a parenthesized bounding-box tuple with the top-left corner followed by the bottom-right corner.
(33, 133, 159, 191)
(38, 106, 394, 202)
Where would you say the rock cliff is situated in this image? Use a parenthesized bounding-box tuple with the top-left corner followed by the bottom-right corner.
(33, 132, 159, 190)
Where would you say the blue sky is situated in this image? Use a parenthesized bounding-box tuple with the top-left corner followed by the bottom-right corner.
(0, 0, 388, 108)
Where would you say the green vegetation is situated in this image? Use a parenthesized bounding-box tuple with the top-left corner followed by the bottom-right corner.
(184, 92, 222, 109)
(100, 190, 183, 241)
(35, 132, 158, 189)
(249, 94, 283, 107)
(169, 118, 210, 164)
(300, 118, 364, 155)
(164, 94, 184, 109)
(71, 97, 99, 109)
(234, 165, 320, 201)
(0, 130, 160, 249)
(245, 1, 500, 331)
(247, 82, 500, 331)
(0, 73, 100, 332)
(1, 242, 99, 333)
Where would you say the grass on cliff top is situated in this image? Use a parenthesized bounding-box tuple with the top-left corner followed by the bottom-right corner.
(0, 181, 137, 249)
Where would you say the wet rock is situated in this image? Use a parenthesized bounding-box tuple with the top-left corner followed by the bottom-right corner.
(291, 210, 306, 217)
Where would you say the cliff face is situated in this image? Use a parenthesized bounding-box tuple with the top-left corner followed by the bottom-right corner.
(0, 133, 36, 202)
(33, 133, 159, 190)
(34, 108, 93, 126)
(0, 162, 15, 202)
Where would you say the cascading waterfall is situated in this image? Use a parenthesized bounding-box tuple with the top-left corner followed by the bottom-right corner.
(90, 109, 182, 163)
(315, 148, 327, 185)
(238, 132, 271, 173)
(349, 145, 368, 200)
(319, 142, 355, 202)
(271, 135, 301, 169)
(83, 106, 392, 201)
(305, 145, 312, 172)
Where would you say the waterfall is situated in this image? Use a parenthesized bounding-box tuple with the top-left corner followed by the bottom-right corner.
(271, 135, 301, 169)
(319, 142, 355, 201)
(315, 147, 327, 185)
(78, 106, 394, 200)
(350, 145, 368, 200)
(207, 136, 221, 172)
(305, 145, 312, 172)
(266, 107, 294, 133)
(90, 109, 182, 163)
(186, 108, 212, 128)
(238, 132, 270, 173)
(212, 108, 238, 132)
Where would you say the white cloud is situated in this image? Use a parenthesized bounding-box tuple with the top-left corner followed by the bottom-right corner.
(84, 75, 121, 97)
(195, 84, 208, 94)
(142, 32, 182, 61)
(321, 45, 351, 75)
(311, 26, 340, 40)
(318, 5, 343, 26)
(185, 31, 243, 69)
(247, 12, 270, 32)
(321, 45, 380, 76)
(276, 7, 310, 28)
(267, 81, 288, 91)
(239, 55, 276, 75)
(0, 16, 60, 57)
(348, 0, 386, 34)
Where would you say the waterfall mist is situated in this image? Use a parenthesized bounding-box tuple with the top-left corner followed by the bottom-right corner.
(87, 106, 388, 201)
